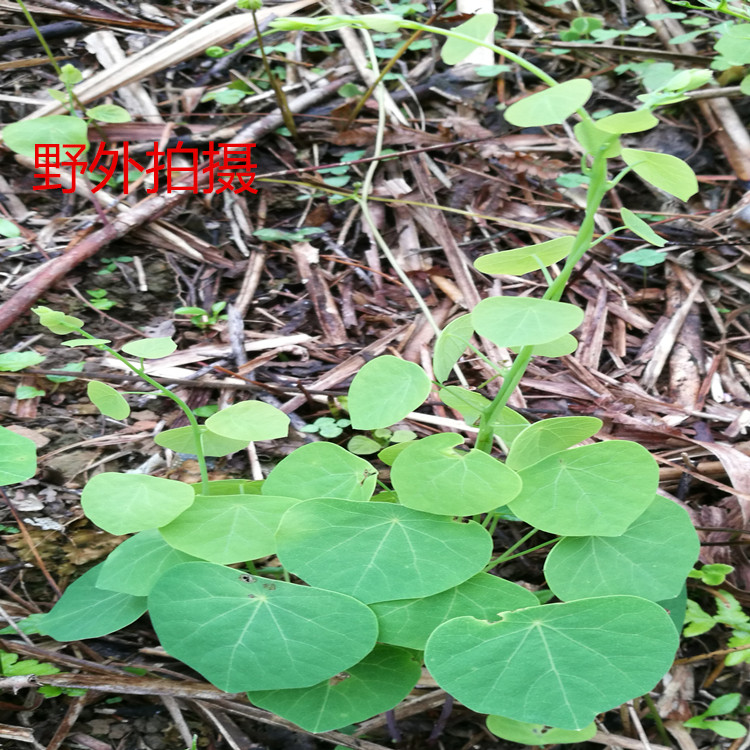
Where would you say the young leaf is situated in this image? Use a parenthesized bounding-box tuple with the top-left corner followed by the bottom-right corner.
(0, 351, 45, 372)
(154, 425, 250, 457)
(96, 529, 201, 596)
(471, 297, 584, 348)
(248, 645, 421, 732)
(620, 208, 667, 247)
(32, 306, 83, 335)
(619, 248, 665, 267)
(121, 337, 177, 359)
(573, 119, 621, 158)
(433, 315, 474, 383)
(704, 693, 742, 717)
(275, 497, 492, 603)
(262, 442, 377, 501)
(440, 14, 498, 65)
(506, 416, 602, 471)
(87, 381, 131, 420)
(544, 495, 700, 602)
(159, 493, 301, 563)
(595, 110, 658, 134)
(504, 79, 593, 127)
(370, 572, 538, 650)
(508, 441, 658, 536)
(81, 472, 195, 534)
(148, 562, 378, 692)
(509, 334, 578, 357)
(391, 433, 522, 515)
(486, 715, 597, 745)
(0, 425, 36, 485)
(205, 400, 290, 442)
(2, 115, 88, 159)
(85, 104, 131, 123)
(425, 596, 678, 729)
(62, 338, 110, 347)
(474, 237, 574, 276)
(621, 148, 698, 201)
(40, 563, 147, 641)
(347, 355, 431, 429)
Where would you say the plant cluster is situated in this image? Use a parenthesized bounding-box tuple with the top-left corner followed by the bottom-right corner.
(0, 6, 725, 743)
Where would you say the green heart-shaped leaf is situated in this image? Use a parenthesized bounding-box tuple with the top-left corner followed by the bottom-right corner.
(391, 433, 522, 515)
(97, 529, 200, 596)
(544, 495, 700, 601)
(276, 497, 492, 603)
(87, 381, 130, 420)
(433, 315, 474, 383)
(148, 562, 378, 692)
(472, 297, 584, 348)
(248, 644, 421, 732)
(81, 472, 194, 534)
(508, 441, 658, 536)
(41, 564, 147, 640)
(504, 79, 593, 127)
(506, 416, 602, 471)
(205, 400, 290, 442)
(371, 572, 538, 649)
(0, 425, 36, 485)
(474, 237, 574, 276)
(425, 596, 678, 729)
(159, 493, 300, 563)
(348, 355, 431, 429)
(262, 442, 377, 501)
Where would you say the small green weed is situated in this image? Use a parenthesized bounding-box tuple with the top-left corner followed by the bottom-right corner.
(174, 302, 228, 329)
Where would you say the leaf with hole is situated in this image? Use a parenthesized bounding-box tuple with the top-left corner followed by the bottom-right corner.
(440, 13, 498, 65)
(41, 564, 147, 640)
(205, 401, 290, 442)
(474, 237, 574, 276)
(621, 148, 698, 201)
(348, 356, 431, 429)
(544, 495, 700, 602)
(154, 426, 250, 457)
(371, 572, 537, 649)
(504, 79, 593, 127)
(391, 433, 522, 515)
(486, 715, 597, 745)
(471, 297, 584, 348)
(97, 529, 201, 596)
(87, 381, 130, 420)
(433, 315, 474, 383)
(248, 645, 421, 732)
(506, 416, 602, 471)
(81, 472, 194, 534)
(148, 562, 378, 692)
(121, 337, 177, 359)
(0, 425, 36, 485)
(275, 497, 492, 603)
(508, 441, 658, 536)
(425, 596, 678, 729)
(159, 493, 300, 563)
(262, 442, 377, 501)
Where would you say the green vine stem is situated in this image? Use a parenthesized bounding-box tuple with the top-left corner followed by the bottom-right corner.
(74, 330, 210, 492)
